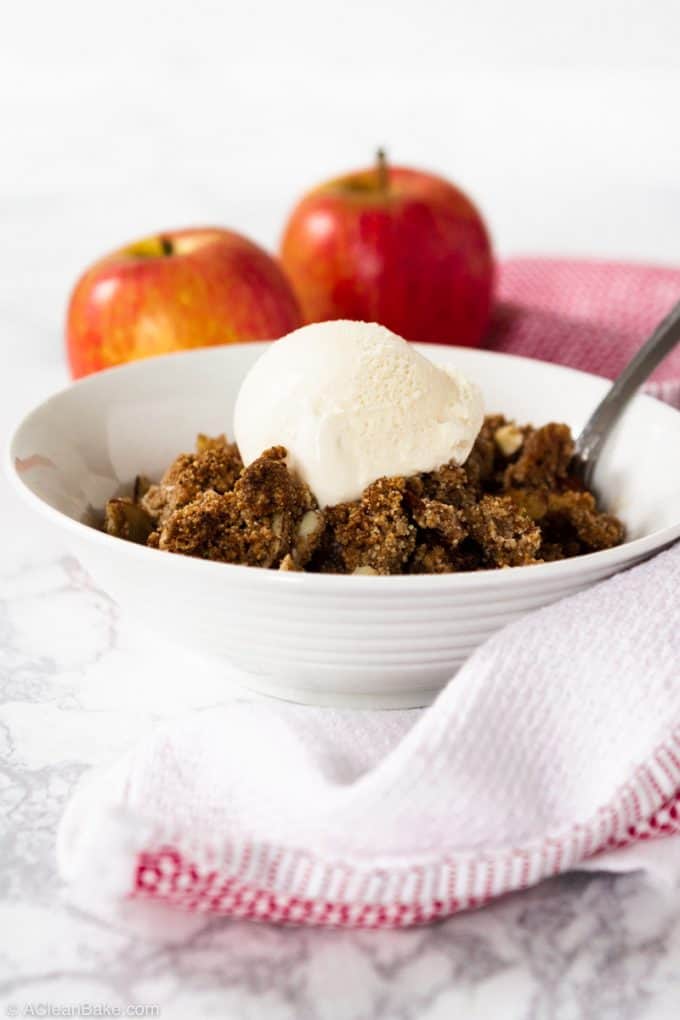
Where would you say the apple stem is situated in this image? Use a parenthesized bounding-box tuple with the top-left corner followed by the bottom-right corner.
(160, 235, 174, 256)
(376, 148, 389, 190)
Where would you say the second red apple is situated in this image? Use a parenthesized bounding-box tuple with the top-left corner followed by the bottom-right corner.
(280, 153, 494, 347)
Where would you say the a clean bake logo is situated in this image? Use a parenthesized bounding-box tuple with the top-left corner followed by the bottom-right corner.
(5, 1005, 160, 1018)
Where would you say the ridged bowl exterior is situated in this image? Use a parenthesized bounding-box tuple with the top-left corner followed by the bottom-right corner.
(8, 344, 680, 707)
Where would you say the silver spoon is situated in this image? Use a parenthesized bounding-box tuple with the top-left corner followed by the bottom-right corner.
(573, 299, 680, 490)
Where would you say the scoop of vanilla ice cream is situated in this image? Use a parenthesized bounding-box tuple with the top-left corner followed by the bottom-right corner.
(234, 320, 484, 507)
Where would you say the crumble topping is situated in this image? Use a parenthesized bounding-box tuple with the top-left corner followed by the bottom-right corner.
(141, 435, 243, 526)
(314, 477, 417, 575)
(149, 445, 318, 569)
(103, 417, 625, 573)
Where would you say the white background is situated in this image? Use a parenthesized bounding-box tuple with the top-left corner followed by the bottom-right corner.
(1, 0, 679, 399)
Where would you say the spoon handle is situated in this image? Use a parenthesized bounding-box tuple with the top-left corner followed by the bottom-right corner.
(574, 299, 680, 487)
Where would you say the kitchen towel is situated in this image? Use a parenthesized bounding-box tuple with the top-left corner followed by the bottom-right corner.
(57, 258, 680, 928)
(488, 257, 680, 406)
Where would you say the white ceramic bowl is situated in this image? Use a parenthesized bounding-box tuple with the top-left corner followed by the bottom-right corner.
(7, 343, 680, 708)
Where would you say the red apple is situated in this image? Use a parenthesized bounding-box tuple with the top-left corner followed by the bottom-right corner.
(67, 226, 302, 378)
(280, 153, 494, 346)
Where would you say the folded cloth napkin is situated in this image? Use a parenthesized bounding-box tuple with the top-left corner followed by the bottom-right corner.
(57, 258, 680, 929)
(488, 257, 680, 407)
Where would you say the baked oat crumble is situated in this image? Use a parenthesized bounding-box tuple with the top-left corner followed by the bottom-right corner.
(102, 417, 625, 573)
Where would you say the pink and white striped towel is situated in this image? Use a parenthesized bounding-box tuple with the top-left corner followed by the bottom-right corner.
(489, 257, 680, 407)
(57, 259, 680, 928)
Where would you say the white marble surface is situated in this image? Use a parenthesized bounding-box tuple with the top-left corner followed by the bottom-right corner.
(3, 0, 680, 1014)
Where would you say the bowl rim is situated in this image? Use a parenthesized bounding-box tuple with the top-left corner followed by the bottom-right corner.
(6, 343, 680, 592)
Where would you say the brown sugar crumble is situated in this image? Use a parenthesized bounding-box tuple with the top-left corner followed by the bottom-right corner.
(103, 418, 625, 574)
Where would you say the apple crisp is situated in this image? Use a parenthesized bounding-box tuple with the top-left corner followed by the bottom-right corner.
(102, 418, 624, 573)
